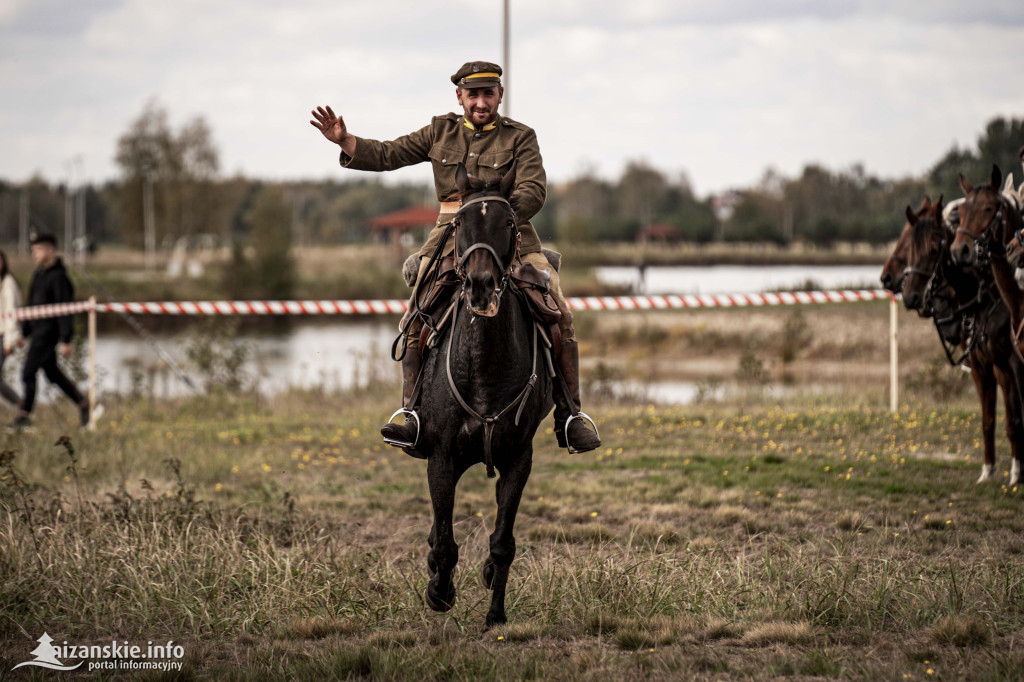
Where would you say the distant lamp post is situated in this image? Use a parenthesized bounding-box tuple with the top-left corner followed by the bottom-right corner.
(73, 156, 86, 265)
(502, 0, 510, 118)
(64, 159, 75, 253)
(143, 170, 156, 271)
(18, 187, 29, 255)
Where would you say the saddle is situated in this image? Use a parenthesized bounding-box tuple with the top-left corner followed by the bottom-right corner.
(402, 247, 564, 332)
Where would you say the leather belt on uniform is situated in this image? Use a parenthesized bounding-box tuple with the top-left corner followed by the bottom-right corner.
(440, 200, 462, 213)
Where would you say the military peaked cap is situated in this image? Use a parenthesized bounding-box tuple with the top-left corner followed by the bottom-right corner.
(451, 61, 502, 89)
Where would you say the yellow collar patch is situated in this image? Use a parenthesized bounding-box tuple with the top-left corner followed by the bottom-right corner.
(463, 117, 497, 132)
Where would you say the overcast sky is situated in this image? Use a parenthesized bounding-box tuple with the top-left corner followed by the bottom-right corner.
(2, 0, 1023, 196)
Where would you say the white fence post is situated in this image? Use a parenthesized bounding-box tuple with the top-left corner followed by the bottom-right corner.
(890, 295, 899, 413)
(88, 296, 96, 430)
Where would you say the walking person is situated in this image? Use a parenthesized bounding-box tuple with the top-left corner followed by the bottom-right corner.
(0, 249, 23, 408)
(8, 233, 99, 432)
(311, 60, 602, 454)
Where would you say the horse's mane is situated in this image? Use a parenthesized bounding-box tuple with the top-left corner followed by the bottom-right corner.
(912, 204, 947, 252)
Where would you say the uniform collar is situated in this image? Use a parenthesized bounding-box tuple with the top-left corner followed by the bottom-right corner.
(463, 115, 499, 132)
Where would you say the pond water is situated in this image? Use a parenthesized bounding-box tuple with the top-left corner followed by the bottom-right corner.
(595, 264, 884, 295)
(36, 264, 882, 403)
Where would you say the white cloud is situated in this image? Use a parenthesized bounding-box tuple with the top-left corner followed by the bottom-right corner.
(1, 0, 1024, 194)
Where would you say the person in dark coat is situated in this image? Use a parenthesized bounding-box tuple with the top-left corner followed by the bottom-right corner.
(8, 233, 97, 431)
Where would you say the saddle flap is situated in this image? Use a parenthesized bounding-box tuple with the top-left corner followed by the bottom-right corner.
(511, 261, 551, 291)
(512, 262, 561, 325)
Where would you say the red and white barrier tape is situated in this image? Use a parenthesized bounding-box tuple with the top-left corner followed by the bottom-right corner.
(565, 289, 893, 310)
(3, 290, 892, 321)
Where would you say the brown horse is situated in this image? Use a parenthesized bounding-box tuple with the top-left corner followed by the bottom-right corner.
(949, 165, 1024, 485)
(880, 197, 930, 294)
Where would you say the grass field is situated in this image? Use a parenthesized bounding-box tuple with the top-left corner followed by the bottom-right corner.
(2, 370, 1023, 680)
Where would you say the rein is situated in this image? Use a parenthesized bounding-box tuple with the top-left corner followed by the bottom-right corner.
(445, 190, 541, 478)
(445, 295, 540, 479)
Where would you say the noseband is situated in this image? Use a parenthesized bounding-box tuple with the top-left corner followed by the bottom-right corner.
(452, 194, 521, 299)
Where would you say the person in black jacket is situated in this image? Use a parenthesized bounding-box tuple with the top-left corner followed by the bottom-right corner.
(8, 233, 95, 431)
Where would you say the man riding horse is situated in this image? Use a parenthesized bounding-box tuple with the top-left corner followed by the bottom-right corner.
(311, 61, 602, 455)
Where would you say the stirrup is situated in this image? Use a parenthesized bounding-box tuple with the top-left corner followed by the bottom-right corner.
(383, 408, 421, 448)
(564, 412, 600, 454)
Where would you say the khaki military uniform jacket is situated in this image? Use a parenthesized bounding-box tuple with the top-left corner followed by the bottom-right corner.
(340, 113, 546, 257)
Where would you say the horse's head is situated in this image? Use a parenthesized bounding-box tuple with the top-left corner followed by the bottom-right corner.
(901, 196, 947, 314)
(881, 196, 929, 294)
(452, 160, 520, 317)
(951, 165, 1010, 268)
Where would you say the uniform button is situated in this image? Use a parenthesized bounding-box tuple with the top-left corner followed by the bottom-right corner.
(493, 163, 498, 167)
(442, 158, 446, 163)
(475, 133, 481, 139)
(469, 152, 475, 157)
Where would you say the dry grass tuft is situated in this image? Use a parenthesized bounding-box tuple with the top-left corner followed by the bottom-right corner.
(277, 616, 360, 640)
(931, 615, 991, 647)
(835, 511, 868, 532)
(704, 617, 745, 640)
(741, 621, 814, 646)
(613, 626, 656, 650)
(633, 521, 682, 546)
(502, 622, 550, 643)
(527, 523, 615, 544)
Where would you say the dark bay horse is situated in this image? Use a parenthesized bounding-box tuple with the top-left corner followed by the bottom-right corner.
(417, 162, 552, 628)
(942, 164, 1024, 483)
(880, 197, 930, 294)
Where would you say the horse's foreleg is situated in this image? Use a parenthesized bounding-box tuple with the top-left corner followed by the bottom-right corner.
(1006, 358, 1024, 487)
(975, 361, 997, 483)
(482, 449, 533, 628)
(425, 456, 461, 612)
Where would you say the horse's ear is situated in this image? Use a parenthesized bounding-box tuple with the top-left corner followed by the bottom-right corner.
(960, 173, 973, 194)
(499, 159, 518, 198)
(905, 205, 918, 226)
(918, 195, 931, 211)
(455, 163, 470, 193)
(992, 164, 1002, 190)
(935, 194, 944, 216)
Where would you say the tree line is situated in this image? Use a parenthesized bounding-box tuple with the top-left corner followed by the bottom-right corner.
(1, 101, 1021, 252)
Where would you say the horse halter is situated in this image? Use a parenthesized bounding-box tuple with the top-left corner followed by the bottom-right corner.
(451, 194, 521, 299)
(903, 239, 945, 308)
(955, 198, 1004, 265)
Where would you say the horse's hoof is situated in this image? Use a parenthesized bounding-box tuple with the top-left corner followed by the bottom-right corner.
(424, 583, 456, 612)
(977, 464, 996, 483)
(481, 560, 495, 589)
(485, 611, 507, 628)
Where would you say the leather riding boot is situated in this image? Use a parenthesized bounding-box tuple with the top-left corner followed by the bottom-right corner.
(552, 341, 602, 453)
(381, 349, 426, 456)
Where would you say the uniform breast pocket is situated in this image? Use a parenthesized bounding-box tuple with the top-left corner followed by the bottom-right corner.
(429, 145, 462, 195)
(478, 149, 514, 177)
